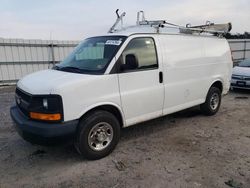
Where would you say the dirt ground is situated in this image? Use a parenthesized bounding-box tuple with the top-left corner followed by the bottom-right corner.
(0, 86, 250, 188)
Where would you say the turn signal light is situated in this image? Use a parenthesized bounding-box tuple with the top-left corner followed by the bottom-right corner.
(30, 112, 61, 121)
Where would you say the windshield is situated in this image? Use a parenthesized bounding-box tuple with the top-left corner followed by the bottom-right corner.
(238, 59, 250, 67)
(55, 36, 127, 74)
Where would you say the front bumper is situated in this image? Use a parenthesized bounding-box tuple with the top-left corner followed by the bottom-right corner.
(10, 106, 79, 145)
(231, 79, 250, 90)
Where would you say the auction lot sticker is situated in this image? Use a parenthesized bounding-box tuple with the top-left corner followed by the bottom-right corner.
(105, 40, 122, 46)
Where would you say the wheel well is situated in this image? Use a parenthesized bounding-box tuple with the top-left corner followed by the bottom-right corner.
(81, 105, 124, 127)
(211, 81, 223, 93)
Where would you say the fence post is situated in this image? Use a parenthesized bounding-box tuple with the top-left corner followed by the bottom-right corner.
(243, 40, 246, 60)
(48, 43, 55, 66)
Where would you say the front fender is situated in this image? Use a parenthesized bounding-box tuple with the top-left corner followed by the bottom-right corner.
(78, 102, 126, 127)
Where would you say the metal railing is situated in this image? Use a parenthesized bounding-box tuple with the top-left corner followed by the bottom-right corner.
(0, 38, 78, 85)
(228, 39, 250, 63)
(0, 38, 249, 85)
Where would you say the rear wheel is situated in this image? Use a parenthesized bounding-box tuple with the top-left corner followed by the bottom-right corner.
(200, 87, 221, 116)
(75, 110, 120, 160)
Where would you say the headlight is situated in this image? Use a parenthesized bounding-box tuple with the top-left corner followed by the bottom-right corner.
(29, 95, 63, 122)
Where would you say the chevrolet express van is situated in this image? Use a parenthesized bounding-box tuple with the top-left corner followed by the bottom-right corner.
(10, 13, 233, 159)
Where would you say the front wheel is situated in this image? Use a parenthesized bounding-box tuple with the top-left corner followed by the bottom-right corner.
(75, 110, 120, 160)
(200, 87, 222, 116)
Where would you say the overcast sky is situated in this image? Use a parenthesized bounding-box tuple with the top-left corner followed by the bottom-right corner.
(0, 0, 249, 40)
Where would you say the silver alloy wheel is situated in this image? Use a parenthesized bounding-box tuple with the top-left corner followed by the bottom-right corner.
(210, 93, 219, 110)
(88, 122, 114, 151)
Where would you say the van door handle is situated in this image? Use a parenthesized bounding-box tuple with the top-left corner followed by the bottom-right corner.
(159, 72, 163, 83)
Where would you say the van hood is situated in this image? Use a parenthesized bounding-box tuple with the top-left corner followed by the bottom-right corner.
(232, 66, 250, 77)
(17, 69, 95, 95)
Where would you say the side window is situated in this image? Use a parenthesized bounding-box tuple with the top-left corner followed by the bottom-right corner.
(118, 37, 158, 72)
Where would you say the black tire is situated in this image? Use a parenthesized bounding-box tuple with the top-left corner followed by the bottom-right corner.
(75, 110, 120, 160)
(200, 87, 222, 116)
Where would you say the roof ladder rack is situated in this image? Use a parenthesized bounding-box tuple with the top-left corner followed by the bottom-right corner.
(137, 11, 166, 27)
(108, 10, 232, 37)
(181, 21, 232, 36)
(108, 9, 126, 33)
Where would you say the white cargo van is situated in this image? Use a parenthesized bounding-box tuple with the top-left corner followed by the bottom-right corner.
(10, 11, 233, 159)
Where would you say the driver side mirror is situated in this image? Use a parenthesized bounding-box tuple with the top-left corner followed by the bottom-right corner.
(120, 54, 138, 72)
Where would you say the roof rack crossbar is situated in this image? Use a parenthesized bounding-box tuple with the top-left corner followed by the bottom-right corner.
(183, 22, 232, 34)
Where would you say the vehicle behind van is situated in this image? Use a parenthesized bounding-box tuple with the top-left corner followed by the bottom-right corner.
(10, 11, 233, 159)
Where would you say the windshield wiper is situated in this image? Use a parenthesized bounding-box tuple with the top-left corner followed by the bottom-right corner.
(239, 65, 250, 68)
(53, 65, 102, 74)
(52, 65, 61, 70)
(58, 66, 83, 73)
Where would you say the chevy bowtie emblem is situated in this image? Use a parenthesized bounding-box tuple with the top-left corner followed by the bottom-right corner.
(16, 95, 22, 105)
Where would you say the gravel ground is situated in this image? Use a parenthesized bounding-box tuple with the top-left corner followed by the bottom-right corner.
(0, 86, 250, 188)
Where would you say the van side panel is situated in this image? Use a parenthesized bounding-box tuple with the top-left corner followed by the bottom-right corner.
(158, 35, 231, 115)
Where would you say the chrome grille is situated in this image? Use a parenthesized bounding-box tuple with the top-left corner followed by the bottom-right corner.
(232, 75, 250, 81)
(15, 88, 32, 117)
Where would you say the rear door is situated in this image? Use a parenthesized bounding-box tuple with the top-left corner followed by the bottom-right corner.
(116, 37, 164, 126)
